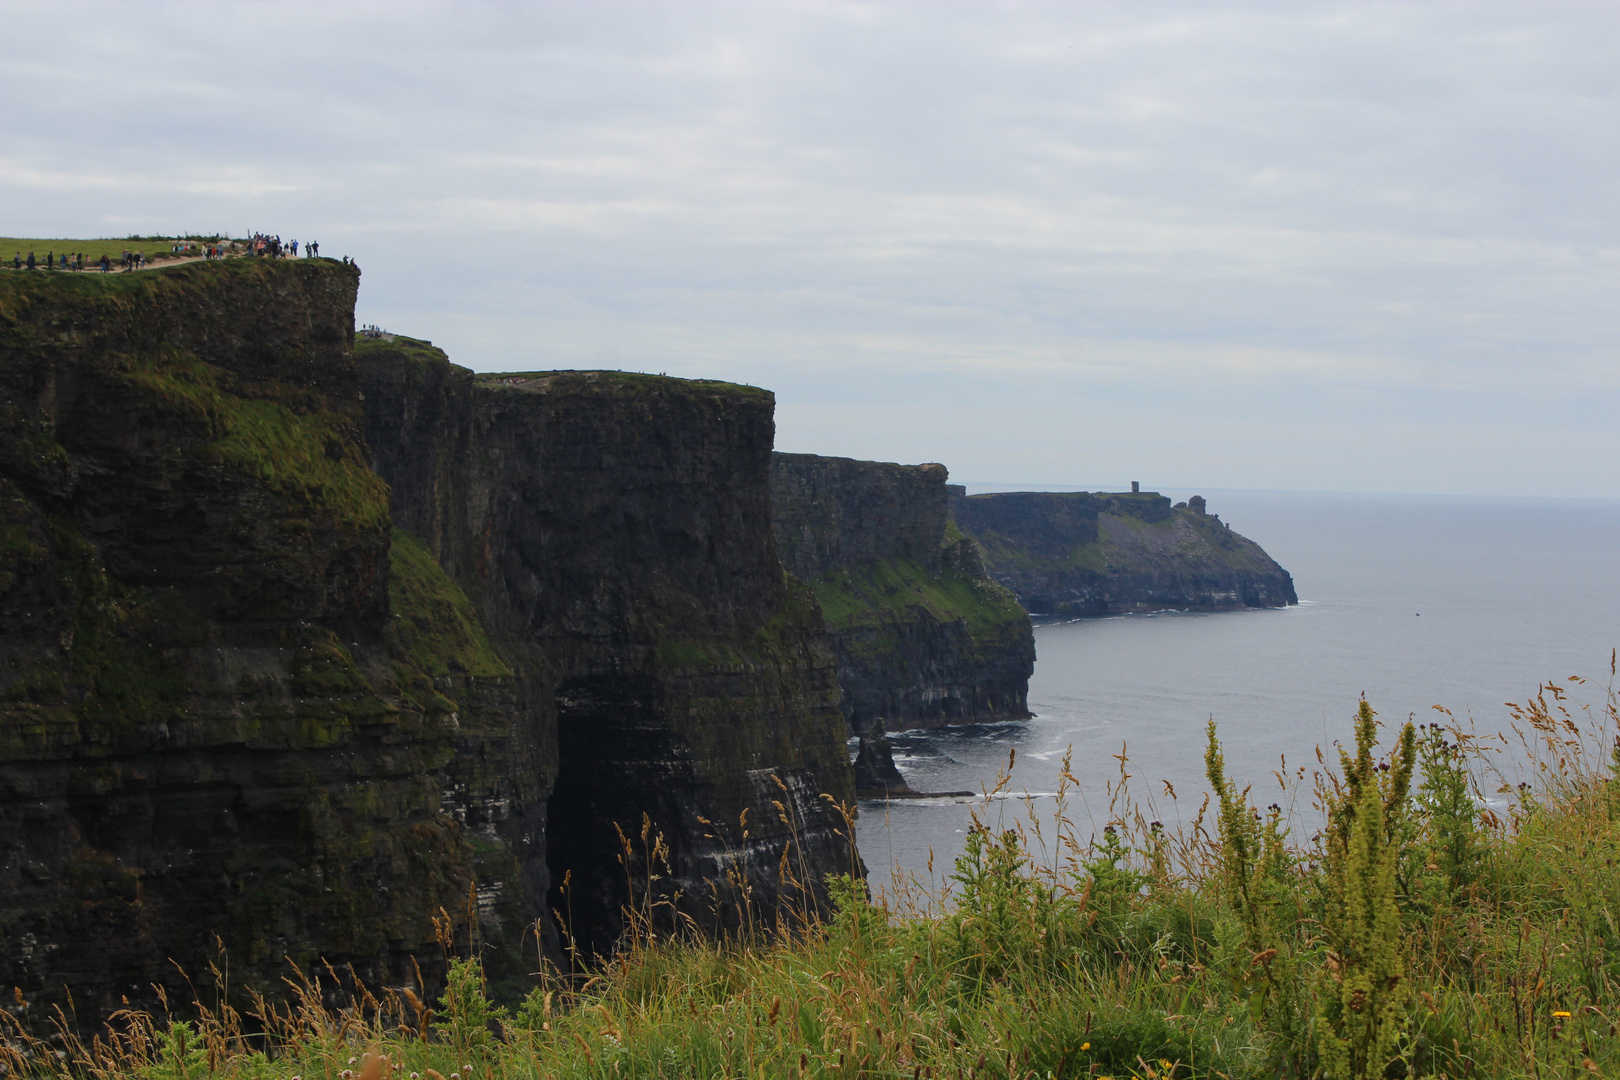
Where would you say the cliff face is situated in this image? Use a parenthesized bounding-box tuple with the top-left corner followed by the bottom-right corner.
(0, 263, 857, 1024)
(361, 348, 856, 956)
(770, 454, 1033, 736)
(771, 454, 951, 580)
(951, 490, 1297, 615)
(0, 262, 544, 1021)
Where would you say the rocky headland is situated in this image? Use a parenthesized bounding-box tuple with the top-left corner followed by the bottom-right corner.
(950, 488, 1297, 615)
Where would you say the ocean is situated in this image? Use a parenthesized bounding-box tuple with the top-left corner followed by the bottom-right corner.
(853, 489, 1620, 897)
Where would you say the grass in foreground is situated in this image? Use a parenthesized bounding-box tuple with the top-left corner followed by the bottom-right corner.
(4, 676, 1620, 1079)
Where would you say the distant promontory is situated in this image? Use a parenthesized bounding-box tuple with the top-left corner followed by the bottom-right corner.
(949, 487, 1297, 615)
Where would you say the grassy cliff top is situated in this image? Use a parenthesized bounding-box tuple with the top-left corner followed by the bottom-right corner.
(0, 235, 229, 262)
(475, 368, 771, 401)
(352, 333, 448, 368)
(960, 489, 1167, 500)
(352, 336, 772, 401)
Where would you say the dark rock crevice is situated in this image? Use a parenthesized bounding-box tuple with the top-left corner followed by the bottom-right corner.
(544, 675, 685, 962)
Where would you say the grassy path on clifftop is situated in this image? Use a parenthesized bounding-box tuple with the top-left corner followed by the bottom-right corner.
(7, 681, 1620, 1079)
(0, 237, 339, 273)
(0, 236, 218, 263)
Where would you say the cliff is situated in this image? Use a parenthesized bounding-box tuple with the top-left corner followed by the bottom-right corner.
(0, 260, 548, 1021)
(770, 453, 1033, 736)
(360, 347, 856, 958)
(0, 262, 856, 1026)
(950, 489, 1298, 615)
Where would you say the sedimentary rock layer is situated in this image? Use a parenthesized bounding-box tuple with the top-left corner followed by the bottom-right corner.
(361, 346, 856, 956)
(950, 489, 1297, 615)
(770, 453, 1033, 735)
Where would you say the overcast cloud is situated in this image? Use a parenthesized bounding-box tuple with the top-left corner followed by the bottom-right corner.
(4, 2, 1617, 496)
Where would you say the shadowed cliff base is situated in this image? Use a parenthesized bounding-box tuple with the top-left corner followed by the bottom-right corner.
(949, 487, 1298, 616)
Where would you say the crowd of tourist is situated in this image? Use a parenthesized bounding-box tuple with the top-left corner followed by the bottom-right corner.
(243, 233, 320, 259)
(166, 240, 230, 260)
(9, 251, 89, 271)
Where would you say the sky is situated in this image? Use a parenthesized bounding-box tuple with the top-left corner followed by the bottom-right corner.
(4, 2, 1618, 497)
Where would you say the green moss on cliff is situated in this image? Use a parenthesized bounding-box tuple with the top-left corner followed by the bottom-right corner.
(352, 334, 448, 371)
(0, 518, 46, 595)
(120, 353, 389, 534)
(654, 638, 736, 670)
(754, 576, 832, 659)
(0, 260, 386, 536)
(955, 494, 1297, 614)
(0, 262, 520, 1015)
(653, 576, 833, 675)
(964, 506, 1278, 582)
(811, 555, 1024, 641)
(1165, 508, 1284, 573)
(387, 529, 511, 679)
